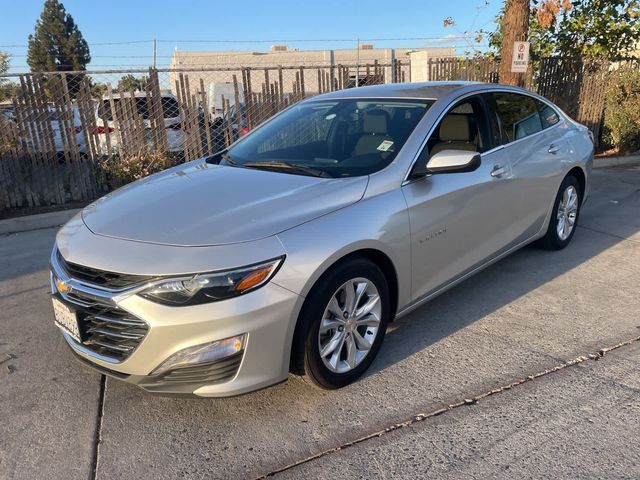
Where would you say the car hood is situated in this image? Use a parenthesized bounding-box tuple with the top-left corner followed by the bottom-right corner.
(82, 160, 368, 247)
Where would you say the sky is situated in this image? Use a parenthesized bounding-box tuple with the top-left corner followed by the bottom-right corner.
(1, 0, 502, 73)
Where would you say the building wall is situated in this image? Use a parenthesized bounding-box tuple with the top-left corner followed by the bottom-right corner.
(167, 47, 455, 97)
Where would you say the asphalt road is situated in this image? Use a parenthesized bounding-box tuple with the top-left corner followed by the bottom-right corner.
(1, 165, 639, 480)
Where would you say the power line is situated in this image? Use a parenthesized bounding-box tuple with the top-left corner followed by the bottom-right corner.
(0, 35, 492, 50)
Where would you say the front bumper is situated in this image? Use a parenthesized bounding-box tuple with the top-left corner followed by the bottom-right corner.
(51, 253, 302, 397)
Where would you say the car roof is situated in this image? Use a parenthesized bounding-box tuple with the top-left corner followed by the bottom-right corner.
(310, 81, 516, 102)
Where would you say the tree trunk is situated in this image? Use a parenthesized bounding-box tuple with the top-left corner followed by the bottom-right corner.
(499, 0, 530, 86)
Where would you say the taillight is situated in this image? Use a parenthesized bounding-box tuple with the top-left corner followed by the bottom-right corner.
(75, 126, 82, 134)
(167, 123, 181, 130)
(240, 127, 250, 136)
(91, 126, 114, 134)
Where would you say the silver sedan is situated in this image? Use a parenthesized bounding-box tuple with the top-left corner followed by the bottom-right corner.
(50, 82, 593, 396)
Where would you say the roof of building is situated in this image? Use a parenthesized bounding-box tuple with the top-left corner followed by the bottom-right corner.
(170, 46, 455, 68)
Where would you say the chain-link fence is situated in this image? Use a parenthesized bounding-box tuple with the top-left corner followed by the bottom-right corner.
(0, 60, 414, 211)
(0, 56, 638, 212)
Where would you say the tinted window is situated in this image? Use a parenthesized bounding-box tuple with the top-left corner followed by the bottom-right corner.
(536, 99, 560, 129)
(491, 92, 542, 143)
(227, 98, 432, 177)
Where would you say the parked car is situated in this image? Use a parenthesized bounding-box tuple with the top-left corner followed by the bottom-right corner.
(50, 82, 593, 397)
(94, 92, 183, 153)
(7, 104, 85, 153)
(49, 105, 86, 153)
(0, 103, 15, 122)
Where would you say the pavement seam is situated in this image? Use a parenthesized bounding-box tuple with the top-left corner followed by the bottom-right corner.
(89, 375, 106, 480)
(258, 335, 640, 479)
(577, 224, 640, 245)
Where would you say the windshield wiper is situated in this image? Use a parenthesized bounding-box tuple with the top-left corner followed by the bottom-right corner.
(241, 161, 333, 178)
(206, 151, 235, 165)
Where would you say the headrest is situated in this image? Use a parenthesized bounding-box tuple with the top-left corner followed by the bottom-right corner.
(438, 115, 471, 142)
(363, 109, 389, 134)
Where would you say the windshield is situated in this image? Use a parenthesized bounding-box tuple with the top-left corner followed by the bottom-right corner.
(225, 98, 433, 177)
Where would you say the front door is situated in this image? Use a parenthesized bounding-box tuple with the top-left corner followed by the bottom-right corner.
(401, 95, 516, 302)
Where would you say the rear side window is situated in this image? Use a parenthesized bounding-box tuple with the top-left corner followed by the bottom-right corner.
(491, 92, 542, 143)
(536, 99, 560, 129)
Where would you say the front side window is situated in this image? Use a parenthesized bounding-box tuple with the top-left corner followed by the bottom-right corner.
(424, 96, 491, 157)
(491, 92, 543, 143)
(226, 98, 433, 177)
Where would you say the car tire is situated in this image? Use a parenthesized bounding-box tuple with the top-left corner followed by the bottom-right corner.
(293, 257, 390, 389)
(536, 174, 582, 250)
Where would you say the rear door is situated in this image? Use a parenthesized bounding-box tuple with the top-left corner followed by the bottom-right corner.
(487, 92, 568, 240)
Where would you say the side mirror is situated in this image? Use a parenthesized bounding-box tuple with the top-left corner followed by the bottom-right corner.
(425, 150, 481, 174)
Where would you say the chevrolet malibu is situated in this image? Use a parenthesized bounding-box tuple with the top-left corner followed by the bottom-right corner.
(50, 82, 593, 397)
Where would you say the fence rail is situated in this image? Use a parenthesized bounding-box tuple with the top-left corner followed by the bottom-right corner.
(0, 56, 637, 212)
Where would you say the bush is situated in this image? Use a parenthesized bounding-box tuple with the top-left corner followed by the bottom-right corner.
(604, 68, 640, 154)
(98, 148, 175, 190)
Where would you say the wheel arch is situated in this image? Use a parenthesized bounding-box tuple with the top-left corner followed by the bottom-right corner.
(288, 247, 400, 374)
(567, 166, 586, 202)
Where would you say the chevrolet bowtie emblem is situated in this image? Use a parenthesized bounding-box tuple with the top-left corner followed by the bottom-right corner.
(55, 278, 71, 294)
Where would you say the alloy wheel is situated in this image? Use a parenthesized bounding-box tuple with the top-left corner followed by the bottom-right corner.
(556, 185, 578, 241)
(317, 277, 381, 374)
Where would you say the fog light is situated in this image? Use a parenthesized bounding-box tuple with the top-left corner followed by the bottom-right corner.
(150, 334, 246, 375)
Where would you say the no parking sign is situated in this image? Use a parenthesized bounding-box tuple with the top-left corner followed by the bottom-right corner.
(511, 41, 530, 73)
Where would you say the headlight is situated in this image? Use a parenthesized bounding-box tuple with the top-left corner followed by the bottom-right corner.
(140, 257, 284, 306)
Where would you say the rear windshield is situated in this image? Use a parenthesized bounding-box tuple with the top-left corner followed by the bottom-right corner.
(97, 97, 180, 121)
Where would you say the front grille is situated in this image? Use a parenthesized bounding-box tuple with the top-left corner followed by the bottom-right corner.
(61, 291, 149, 362)
(57, 250, 155, 290)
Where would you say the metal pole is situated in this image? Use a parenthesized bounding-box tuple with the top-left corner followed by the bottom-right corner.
(356, 37, 360, 87)
(390, 48, 397, 83)
(152, 39, 157, 69)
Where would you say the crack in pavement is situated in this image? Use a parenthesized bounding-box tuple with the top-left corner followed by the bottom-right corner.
(577, 225, 640, 244)
(90, 375, 106, 480)
(257, 335, 640, 479)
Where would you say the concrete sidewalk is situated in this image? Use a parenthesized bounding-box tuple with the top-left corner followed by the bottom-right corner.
(276, 340, 640, 479)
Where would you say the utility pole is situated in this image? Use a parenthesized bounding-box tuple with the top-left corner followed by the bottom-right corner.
(356, 37, 360, 87)
(498, 0, 529, 86)
(152, 39, 157, 69)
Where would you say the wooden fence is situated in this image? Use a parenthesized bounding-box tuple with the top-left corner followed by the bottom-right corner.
(0, 56, 637, 213)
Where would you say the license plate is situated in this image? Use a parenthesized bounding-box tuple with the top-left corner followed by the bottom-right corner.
(52, 298, 81, 343)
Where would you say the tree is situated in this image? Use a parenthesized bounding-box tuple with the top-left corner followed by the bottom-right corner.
(489, 1, 640, 60)
(498, 0, 531, 86)
(27, 0, 90, 94)
(0, 52, 19, 102)
(116, 75, 149, 93)
(533, 0, 640, 59)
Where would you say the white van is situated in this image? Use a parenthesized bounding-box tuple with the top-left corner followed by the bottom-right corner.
(207, 82, 244, 121)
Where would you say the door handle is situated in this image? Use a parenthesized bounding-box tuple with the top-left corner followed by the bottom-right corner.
(548, 144, 560, 154)
(491, 165, 507, 177)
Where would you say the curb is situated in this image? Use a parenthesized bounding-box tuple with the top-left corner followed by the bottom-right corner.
(593, 154, 640, 169)
(0, 208, 81, 236)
